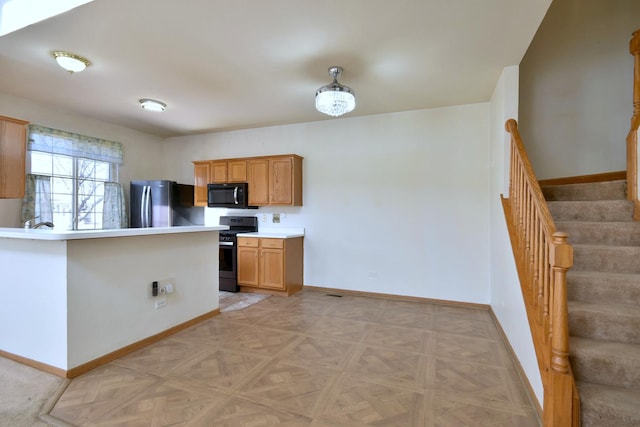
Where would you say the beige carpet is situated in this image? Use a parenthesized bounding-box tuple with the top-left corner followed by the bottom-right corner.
(0, 356, 63, 426)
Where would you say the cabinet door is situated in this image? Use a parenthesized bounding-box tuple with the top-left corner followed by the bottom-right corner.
(227, 160, 247, 182)
(247, 159, 269, 205)
(269, 157, 293, 205)
(260, 248, 285, 289)
(0, 116, 28, 199)
(237, 246, 259, 286)
(193, 161, 210, 207)
(210, 161, 228, 183)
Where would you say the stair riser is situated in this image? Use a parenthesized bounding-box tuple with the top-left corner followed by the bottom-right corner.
(548, 201, 634, 222)
(570, 354, 640, 389)
(581, 405, 640, 427)
(569, 311, 640, 344)
(573, 246, 640, 274)
(578, 381, 640, 427)
(568, 275, 640, 306)
(557, 223, 640, 246)
(542, 181, 627, 201)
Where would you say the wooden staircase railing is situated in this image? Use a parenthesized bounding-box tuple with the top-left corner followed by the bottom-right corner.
(628, 29, 640, 220)
(501, 119, 580, 427)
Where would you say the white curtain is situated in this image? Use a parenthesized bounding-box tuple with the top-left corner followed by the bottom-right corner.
(20, 174, 53, 226)
(102, 183, 128, 229)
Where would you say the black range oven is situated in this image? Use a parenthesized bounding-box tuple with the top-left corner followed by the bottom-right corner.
(218, 216, 258, 292)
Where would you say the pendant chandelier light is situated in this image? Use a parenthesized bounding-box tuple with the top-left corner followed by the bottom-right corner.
(315, 66, 355, 117)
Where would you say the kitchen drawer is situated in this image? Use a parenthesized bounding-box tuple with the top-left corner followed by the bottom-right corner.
(260, 238, 284, 249)
(237, 237, 259, 247)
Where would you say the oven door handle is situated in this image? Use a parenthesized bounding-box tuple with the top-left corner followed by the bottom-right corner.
(219, 241, 234, 246)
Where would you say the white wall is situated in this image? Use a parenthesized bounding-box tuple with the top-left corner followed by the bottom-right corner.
(489, 66, 543, 404)
(0, 231, 218, 370)
(66, 232, 218, 368)
(162, 105, 492, 303)
(0, 91, 165, 227)
(0, 238, 68, 368)
(519, 0, 640, 179)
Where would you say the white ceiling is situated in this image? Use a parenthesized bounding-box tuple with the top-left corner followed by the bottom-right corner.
(0, 0, 551, 137)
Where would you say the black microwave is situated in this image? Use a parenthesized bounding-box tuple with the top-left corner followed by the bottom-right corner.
(207, 182, 250, 208)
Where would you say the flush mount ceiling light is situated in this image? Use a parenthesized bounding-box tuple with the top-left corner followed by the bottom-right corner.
(315, 66, 355, 117)
(52, 51, 90, 73)
(139, 99, 167, 112)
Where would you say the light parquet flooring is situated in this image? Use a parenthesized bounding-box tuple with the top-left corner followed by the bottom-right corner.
(48, 290, 541, 426)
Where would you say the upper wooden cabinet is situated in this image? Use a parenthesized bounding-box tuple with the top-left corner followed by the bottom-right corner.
(0, 115, 29, 199)
(210, 161, 228, 183)
(228, 160, 247, 182)
(194, 154, 302, 207)
(248, 155, 302, 206)
(192, 159, 249, 206)
(193, 161, 210, 207)
(247, 158, 269, 205)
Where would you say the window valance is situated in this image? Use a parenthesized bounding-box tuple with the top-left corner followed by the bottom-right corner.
(27, 124, 124, 165)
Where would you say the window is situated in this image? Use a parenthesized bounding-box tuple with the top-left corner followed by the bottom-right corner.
(29, 151, 115, 229)
(22, 125, 125, 230)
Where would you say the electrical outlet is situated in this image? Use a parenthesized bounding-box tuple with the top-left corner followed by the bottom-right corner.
(155, 297, 167, 309)
(156, 279, 175, 295)
(273, 213, 280, 223)
(368, 271, 378, 278)
(261, 214, 268, 222)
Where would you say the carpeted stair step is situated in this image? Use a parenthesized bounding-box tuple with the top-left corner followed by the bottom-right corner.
(547, 200, 634, 222)
(567, 271, 640, 306)
(572, 244, 640, 274)
(577, 381, 640, 427)
(542, 180, 627, 201)
(568, 301, 640, 344)
(569, 337, 640, 388)
(556, 221, 640, 246)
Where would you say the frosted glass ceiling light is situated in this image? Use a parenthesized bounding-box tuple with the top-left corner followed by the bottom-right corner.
(52, 51, 90, 73)
(139, 99, 167, 112)
(315, 66, 355, 117)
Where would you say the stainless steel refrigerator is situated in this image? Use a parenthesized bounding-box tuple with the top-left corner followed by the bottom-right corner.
(130, 180, 203, 227)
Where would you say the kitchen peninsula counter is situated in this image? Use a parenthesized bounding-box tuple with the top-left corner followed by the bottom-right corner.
(0, 225, 227, 378)
(0, 225, 228, 240)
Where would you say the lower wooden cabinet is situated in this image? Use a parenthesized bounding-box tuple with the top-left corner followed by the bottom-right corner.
(237, 236, 303, 296)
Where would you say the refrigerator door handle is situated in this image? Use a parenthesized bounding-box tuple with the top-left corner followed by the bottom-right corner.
(140, 186, 147, 228)
(143, 185, 151, 228)
(145, 185, 152, 227)
(233, 187, 238, 205)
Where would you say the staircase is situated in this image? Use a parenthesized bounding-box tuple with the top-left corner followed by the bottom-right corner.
(542, 179, 640, 426)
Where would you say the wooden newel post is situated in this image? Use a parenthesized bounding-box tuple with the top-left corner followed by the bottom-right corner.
(546, 232, 574, 427)
(550, 232, 572, 373)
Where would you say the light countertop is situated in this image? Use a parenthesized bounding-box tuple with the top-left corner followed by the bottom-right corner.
(239, 228, 305, 239)
(0, 225, 229, 241)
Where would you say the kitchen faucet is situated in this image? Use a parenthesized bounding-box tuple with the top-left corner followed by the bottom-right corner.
(24, 218, 54, 229)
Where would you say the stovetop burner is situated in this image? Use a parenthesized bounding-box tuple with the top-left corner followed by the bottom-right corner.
(218, 216, 258, 241)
